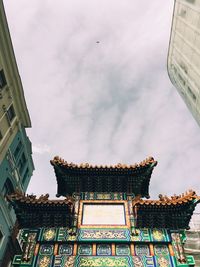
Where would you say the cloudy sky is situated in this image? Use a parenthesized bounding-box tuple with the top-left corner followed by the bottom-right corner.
(4, 1, 200, 210)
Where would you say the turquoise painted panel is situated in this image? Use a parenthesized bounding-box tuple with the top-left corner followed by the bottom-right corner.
(59, 244, 73, 255)
(81, 192, 126, 200)
(12, 255, 22, 265)
(150, 229, 168, 242)
(12, 254, 36, 266)
(40, 228, 58, 242)
(39, 244, 54, 256)
(53, 256, 75, 267)
(135, 244, 150, 256)
(78, 244, 92, 256)
(186, 255, 195, 266)
(154, 255, 176, 267)
(154, 244, 169, 256)
(35, 255, 53, 267)
(78, 229, 130, 242)
(131, 229, 151, 242)
(57, 228, 69, 242)
(75, 256, 133, 267)
(97, 244, 111, 256)
(75, 256, 155, 267)
(132, 256, 155, 266)
(116, 245, 130, 256)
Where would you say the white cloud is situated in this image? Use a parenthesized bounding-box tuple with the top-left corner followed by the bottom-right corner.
(4, 0, 200, 214)
(32, 144, 50, 154)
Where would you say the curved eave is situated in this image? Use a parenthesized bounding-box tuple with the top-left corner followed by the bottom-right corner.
(7, 192, 74, 228)
(133, 190, 200, 207)
(134, 191, 200, 229)
(50, 156, 157, 172)
(7, 192, 74, 207)
(51, 157, 157, 197)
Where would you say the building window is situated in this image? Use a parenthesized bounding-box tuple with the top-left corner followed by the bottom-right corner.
(22, 167, 29, 185)
(187, 86, 196, 101)
(0, 130, 3, 141)
(2, 178, 14, 197)
(2, 179, 14, 209)
(18, 153, 26, 175)
(178, 73, 186, 86)
(0, 229, 3, 245)
(179, 8, 186, 18)
(179, 62, 188, 74)
(0, 69, 7, 89)
(14, 141, 22, 159)
(7, 105, 15, 123)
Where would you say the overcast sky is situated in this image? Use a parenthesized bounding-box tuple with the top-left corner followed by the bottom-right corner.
(4, 1, 200, 210)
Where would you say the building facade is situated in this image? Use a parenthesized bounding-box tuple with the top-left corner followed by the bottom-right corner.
(167, 0, 200, 126)
(8, 156, 199, 267)
(184, 213, 200, 266)
(0, 1, 34, 266)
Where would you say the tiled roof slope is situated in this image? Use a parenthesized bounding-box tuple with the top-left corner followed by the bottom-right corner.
(133, 190, 200, 229)
(51, 156, 157, 197)
(7, 191, 74, 228)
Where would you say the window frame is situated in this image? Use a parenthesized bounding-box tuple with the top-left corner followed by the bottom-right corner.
(2, 178, 15, 209)
(0, 229, 3, 245)
(0, 69, 7, 89)
(0, 130, 3, 141)
(6, 104, 15, 124)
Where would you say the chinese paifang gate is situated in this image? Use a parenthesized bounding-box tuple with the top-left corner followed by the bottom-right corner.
(8, 156, 200, 267)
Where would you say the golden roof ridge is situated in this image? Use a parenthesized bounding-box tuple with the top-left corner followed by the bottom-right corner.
(50, 156, 157, 170)
(133, 189, 199, 206)
(7, 190, 74, 206)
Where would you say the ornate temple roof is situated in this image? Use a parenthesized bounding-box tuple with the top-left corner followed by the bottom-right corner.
(8, 189, 199, 230)
(133, 190, 200, 229)
(51, 156, 157, 197)
(7, 191, 74, 228)
(51, 156, 157, 170)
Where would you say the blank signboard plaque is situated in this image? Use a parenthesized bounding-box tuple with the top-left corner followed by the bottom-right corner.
(82, 204, 125, 225)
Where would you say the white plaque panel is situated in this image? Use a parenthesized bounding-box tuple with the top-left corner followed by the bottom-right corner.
(82, 204, 125, 225)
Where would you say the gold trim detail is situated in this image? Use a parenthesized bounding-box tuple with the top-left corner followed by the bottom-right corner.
(34, 243, 40, 256)
(168, 244, 174, 256)
(111, 243, 115, 256)
(130, 243, 135, 256)
(73, 243, 77, 256)
(54, 244, 58, 255)
(149, 244, 154, 256)
(92, 244, 97, 256)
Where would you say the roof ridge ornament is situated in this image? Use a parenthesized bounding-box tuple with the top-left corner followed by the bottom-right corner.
(133, 190, 199, 206)
(7, 191, 74, 206)
(50, 156, 157, 170)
